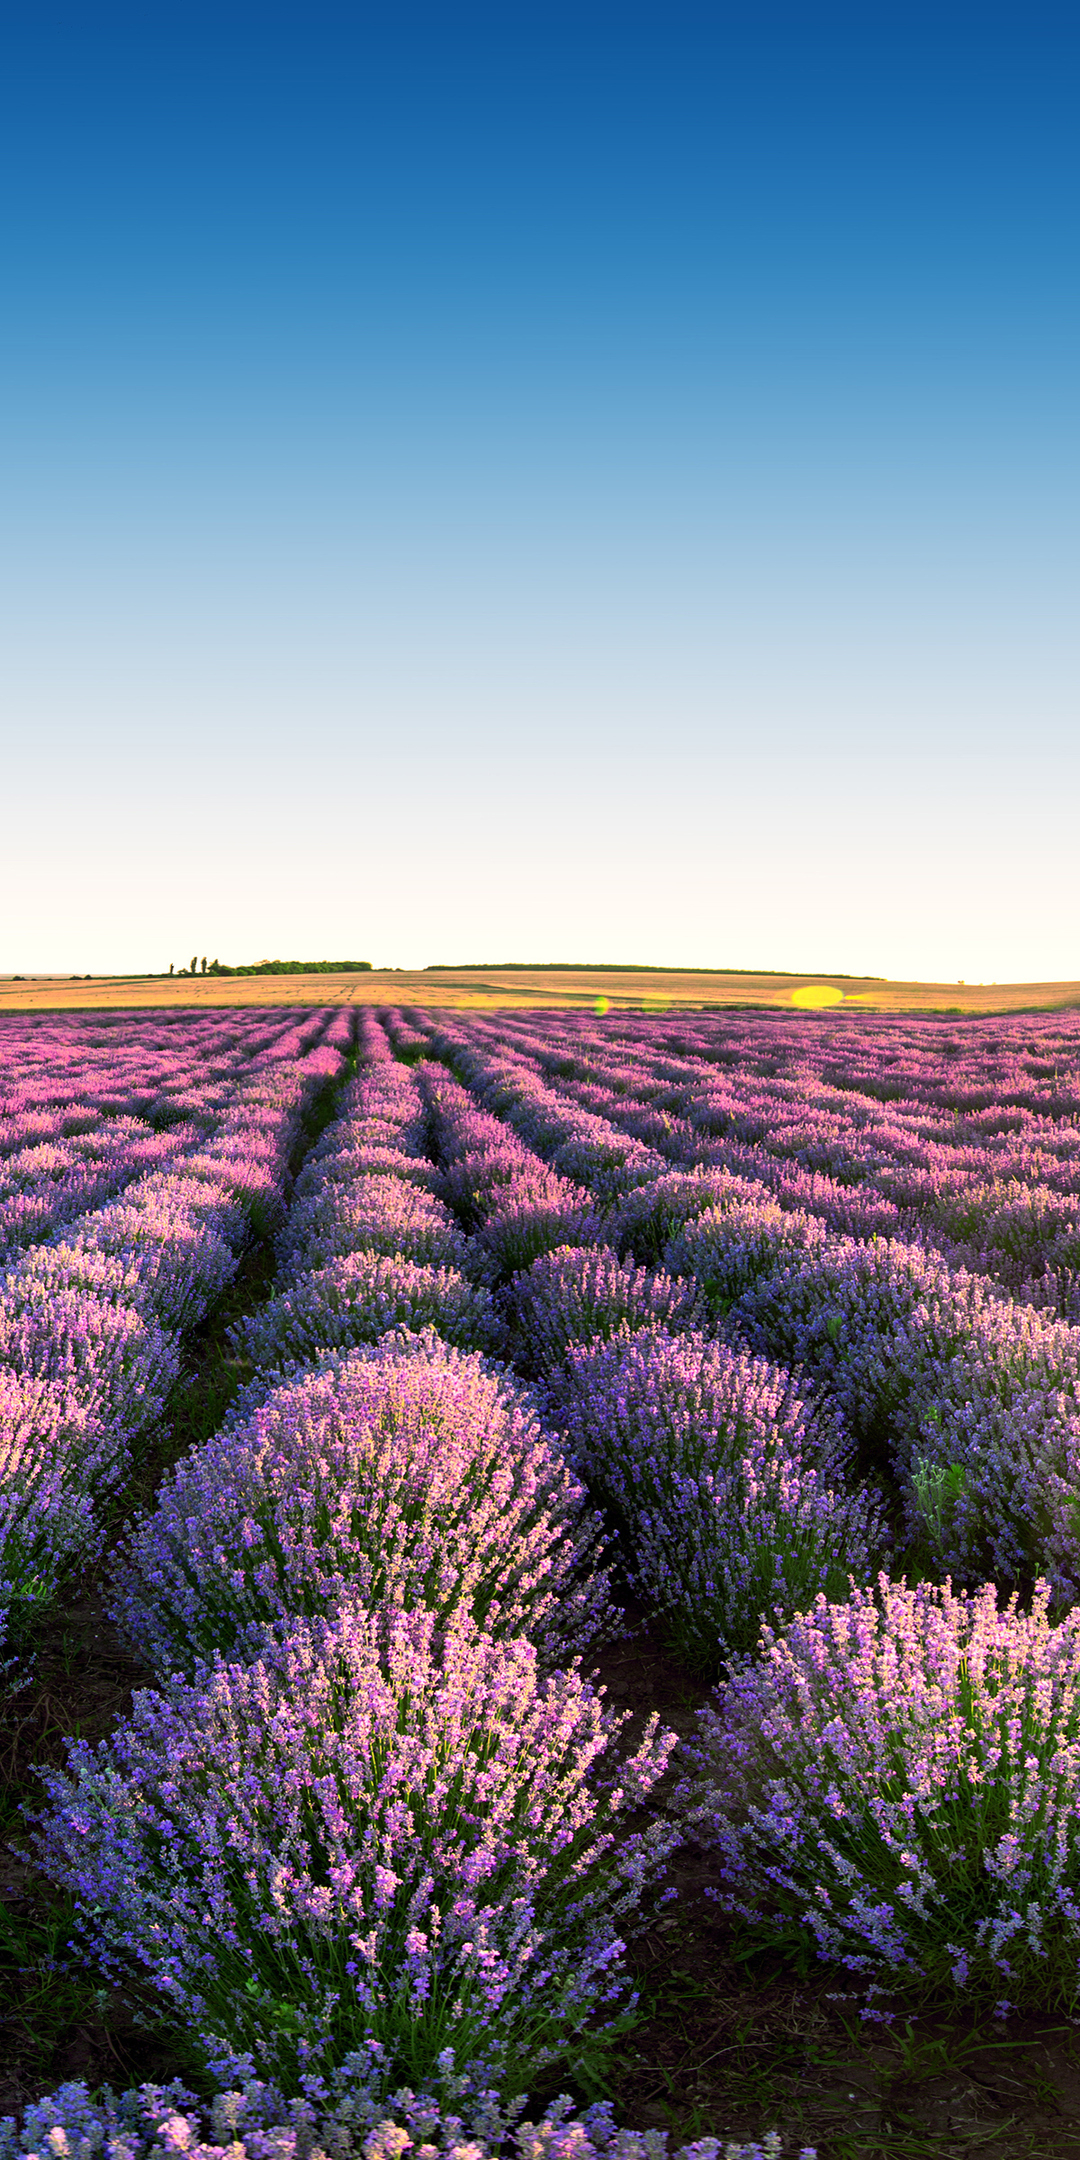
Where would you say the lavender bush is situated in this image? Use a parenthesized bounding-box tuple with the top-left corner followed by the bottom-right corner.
(292, 1143, 436, 1196)
(677, 1575, 1080, 2014)
(32, 1606, 677, 2092)
(438, 1142, 536, 1227)
(730, 1235, 1080, 1595)
(53, 1206, 239, 1329)
(232, 1251, 504, 1371)
(928, 1177, 1080, 1299)
(607, 1169, 769, 1267)
(110, 1334, 617, 1676)
(558, 1328, 881, 1670)
(507, 1245, 706, 1377)
(0, 1368, 114, 1607)
(664, 1202, 827, 1320)
(478, 1174, 605, 1282)
(0, 2075, 814, 2160)
(0, 1276, 178, 1436)
(276, 1176, 471, 1279)
(729, 1236, 1004, 1458)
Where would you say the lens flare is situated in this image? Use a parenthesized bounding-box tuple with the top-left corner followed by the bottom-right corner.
(791, 984, 844, 1009)
(594, 996, 610, 1015)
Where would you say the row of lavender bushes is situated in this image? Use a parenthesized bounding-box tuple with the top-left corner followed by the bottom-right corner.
(456, 1010, 1080, 1316)
(402, 1017, 1080, 2020)
(409, 1017, 1080, 1604)
(0, 1012, 345, 1649)
(0, 1011, 332, 1262)
(22, 1016, 727, 2150)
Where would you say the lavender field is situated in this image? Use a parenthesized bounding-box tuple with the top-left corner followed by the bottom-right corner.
(6, 1002, 1080, 2158)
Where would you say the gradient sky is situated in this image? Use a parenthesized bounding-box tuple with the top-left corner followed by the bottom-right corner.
(1, 2, 1076, 979)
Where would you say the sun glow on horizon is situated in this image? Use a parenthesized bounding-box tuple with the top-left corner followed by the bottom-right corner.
(791, 985, 845, 1009)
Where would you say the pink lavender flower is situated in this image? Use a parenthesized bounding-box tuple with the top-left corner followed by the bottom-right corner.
(276, 1176, 469, 1279)
(110, 1334, 617, 1676)
(0, 1367, 115, 1606)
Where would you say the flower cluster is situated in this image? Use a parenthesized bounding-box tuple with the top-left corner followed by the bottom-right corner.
(731, 1235, 1080, 1596)
(111, 1334, 617, 1676)
(0, 2074, 813, 2160)
(32, 1605, 677, 2091)
(233, 1249, 504, 1375)
(676, 1575, 1080, 2013)
(506, 1244, 706, 1378)
(664, 1201, 827, 1318)
(556, 1327, 880, 1669)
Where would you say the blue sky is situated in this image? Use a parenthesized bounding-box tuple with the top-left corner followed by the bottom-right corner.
(1, 2, 1076, 979)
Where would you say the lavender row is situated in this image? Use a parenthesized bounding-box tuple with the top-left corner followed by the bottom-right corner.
(457, 1012, 1080, 1312)
(28, 1025, 673, 2098)
(0, 1011, 336, 1265)
(415, 1061, 882, 1672)
(0, 2073, 809, 2160)
(0, 1030, 344, 1625)
(233, 1042, 501, 1377)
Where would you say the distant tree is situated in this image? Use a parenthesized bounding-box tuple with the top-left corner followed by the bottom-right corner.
(201, 957, 207, 974)
(169, 963, 174, 975)
(190, 955, 197, 976)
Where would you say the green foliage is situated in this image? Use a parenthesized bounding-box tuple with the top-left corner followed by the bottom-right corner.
(206, 959, 373, 975)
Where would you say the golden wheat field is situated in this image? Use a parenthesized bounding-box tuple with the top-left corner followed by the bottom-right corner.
(2, 966, 1078, 1015)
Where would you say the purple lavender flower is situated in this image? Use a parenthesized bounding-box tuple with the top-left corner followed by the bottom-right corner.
(556, 1326, 880, 1669)
(0, 1274, 178, 1436)
(730, 1235, 1080, 1596)
(0, 2076, 813, 2160)
(0, 1367, 115, 1605)
(664, 1200, 827, 1318)
(32, 1605, 677, 2092)
(110, 1334, 617, 1676)
(607, 1168, 770, 1266)
(276, 1177, 470, 1280)
(677, 1574, 1080, 2015)
(232, 1250, 504, 1371)
(507, 1244, 707, 1377)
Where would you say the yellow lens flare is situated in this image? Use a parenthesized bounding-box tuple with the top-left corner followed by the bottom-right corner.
(791, 984, 845, 1009)
(594, 996, 610, 1015)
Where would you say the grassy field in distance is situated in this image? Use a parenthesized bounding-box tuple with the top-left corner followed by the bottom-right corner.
(1, 968, 1079, 1014)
